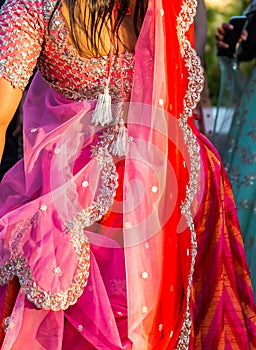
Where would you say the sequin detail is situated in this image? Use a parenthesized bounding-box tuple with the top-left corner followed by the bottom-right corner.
(0, 205, 91, 311)
(0, 0, 45, 89)
(81, 180, 89, 188)
(0, 0, 134, 101)
(151, 185, 158, 193)
(3, 316, 11, 333)
(141, 272, 149, 279)
(176, 0, 204, 348)
(77, 325, 83, 331)
(53, 266, 62, 275)
(142, 306, 148, 314)
(0, 219, 90, 311)
(37, 1, 134, 101)
(40, 204, 48, 211)
(66, 144, 119, 230)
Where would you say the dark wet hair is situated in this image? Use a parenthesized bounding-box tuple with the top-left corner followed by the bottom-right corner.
(65, 0, 148, 55)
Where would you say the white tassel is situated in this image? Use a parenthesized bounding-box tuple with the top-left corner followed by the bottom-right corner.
(109, 118, 128, 157)
(91, 86, 113, 126)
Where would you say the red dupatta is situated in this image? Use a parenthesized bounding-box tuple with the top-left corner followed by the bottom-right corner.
(124, 0, 204, 348)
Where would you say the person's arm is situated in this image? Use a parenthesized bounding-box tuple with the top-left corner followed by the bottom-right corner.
(0, 0, 47, 163)
(0, 79, 22, 162)
(194, 0, 207, 58)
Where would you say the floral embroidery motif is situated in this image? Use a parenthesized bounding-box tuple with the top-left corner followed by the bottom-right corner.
(0, 220, 90, 311)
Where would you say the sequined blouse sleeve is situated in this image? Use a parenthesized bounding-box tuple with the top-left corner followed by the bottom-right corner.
(0, 0, 46, 89)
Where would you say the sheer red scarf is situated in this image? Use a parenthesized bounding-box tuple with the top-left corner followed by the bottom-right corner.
(125, 0, 204, 348)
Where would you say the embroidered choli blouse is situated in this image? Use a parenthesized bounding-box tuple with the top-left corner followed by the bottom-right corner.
(0, 0, 134, 101)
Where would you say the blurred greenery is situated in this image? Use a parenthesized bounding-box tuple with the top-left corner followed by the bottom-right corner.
(205, 0, 252, 105)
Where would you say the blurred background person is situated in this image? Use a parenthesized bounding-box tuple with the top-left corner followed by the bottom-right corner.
(215, 0, 256, 298)
(194, 0, 215, 139)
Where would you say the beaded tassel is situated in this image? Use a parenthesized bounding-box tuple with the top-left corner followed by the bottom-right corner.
(109, 117, 128, 157)
(91, 85, 113, 126)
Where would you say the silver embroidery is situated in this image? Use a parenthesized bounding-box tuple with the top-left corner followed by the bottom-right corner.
(4, 316, 11, 333)
(0, 0, 45, 89)
(37, 1, 134, 102)
(0, 140, 119, 310)
(0, 229, 90, 311)
(0, 0, 134, 99)
(176, 0, 204, 348)
(66, 145, 118, 231)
